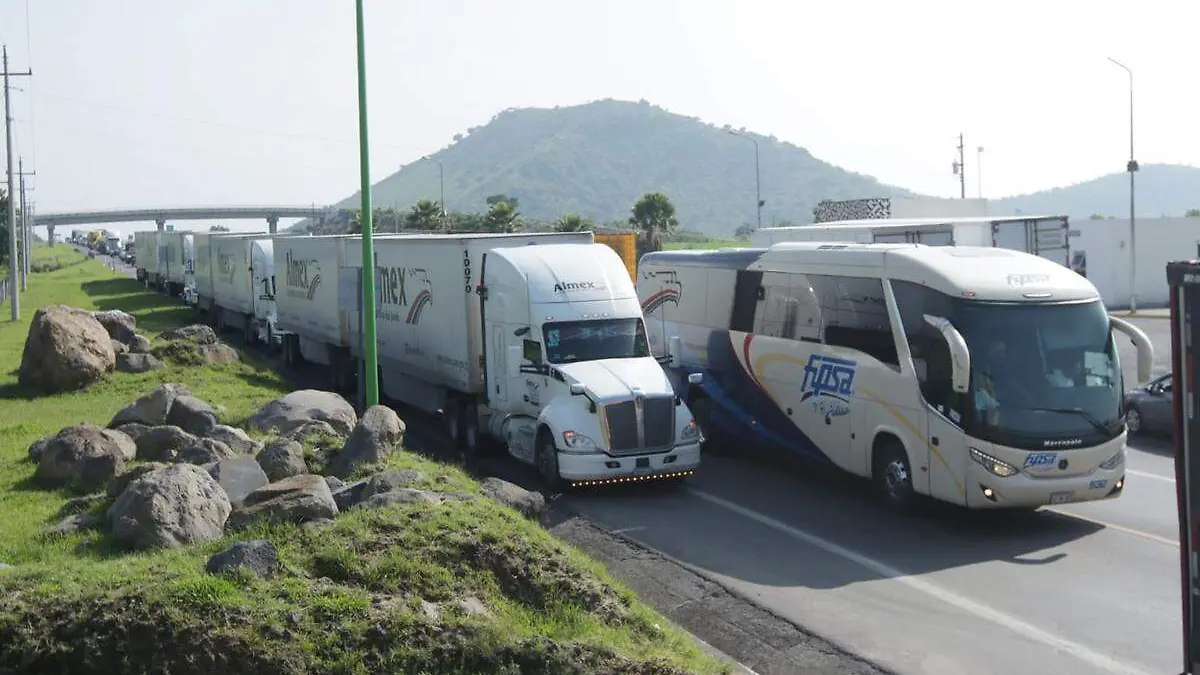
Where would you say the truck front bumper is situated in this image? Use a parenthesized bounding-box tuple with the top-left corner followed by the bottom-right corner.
(558, 442, 701, 486)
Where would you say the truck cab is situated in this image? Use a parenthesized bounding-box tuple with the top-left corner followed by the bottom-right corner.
(479, 243, 702, 487)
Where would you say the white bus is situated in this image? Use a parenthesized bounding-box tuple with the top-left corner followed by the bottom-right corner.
(638, 242, 1154, 510)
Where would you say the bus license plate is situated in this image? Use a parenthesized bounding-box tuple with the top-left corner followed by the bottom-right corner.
(1049, 491, 1075, 505)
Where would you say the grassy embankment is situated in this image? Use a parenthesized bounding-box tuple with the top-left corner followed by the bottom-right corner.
(0, 246, 729, 674)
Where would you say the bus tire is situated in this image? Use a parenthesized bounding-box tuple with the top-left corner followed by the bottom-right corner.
(873, 438, 916, 512)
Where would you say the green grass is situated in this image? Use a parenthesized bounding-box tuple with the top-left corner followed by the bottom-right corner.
(0, 245, 730, 674)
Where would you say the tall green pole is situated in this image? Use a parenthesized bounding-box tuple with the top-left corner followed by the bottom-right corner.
(355, 0, 379, 407)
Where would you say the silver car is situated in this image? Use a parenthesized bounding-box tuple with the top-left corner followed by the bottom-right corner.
(1123, 373, 1173, 436)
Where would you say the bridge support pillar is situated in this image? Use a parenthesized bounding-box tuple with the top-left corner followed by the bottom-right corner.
(46, 225, 55, 247)
(267, 215, 278, 234)
(156, 218, 165, 232)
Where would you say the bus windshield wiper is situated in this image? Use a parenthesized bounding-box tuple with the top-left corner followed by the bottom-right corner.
(1026, 406, 1117, 436)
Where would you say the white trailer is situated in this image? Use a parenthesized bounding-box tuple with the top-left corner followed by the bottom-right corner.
(751, 215, 1072, 268)
(273, 234, 353, 379)
(338, 231, 703, 487)
(189, 232, 215, 310)
(133, 231, 162, 284)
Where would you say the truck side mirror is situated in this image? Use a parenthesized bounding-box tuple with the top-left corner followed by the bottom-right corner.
(668, 335, 683, 368)
(522, 339, 542, 364)
(569, 383, 586, 396)
(923, 314, 971, 394)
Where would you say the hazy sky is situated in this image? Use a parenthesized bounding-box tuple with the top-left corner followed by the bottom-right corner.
(0, 0, 1196, 233)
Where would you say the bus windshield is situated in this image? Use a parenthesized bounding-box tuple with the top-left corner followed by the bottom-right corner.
(956, 299, 1123, 447)
(542, 318, 650, 364)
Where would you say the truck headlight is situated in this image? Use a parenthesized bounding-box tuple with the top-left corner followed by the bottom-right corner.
(680, 419, 699, 440)
(561, 430, 597, 450)
(969, 447, 1018, 477)
(1098, 449, 1125, 470)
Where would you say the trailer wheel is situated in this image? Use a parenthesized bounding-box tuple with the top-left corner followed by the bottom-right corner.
(460, 400, 481, 457)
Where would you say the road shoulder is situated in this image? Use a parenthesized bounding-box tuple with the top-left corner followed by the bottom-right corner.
(549, 510, 892, 675)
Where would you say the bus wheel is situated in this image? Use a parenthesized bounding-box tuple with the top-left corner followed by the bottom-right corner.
(874, 441, 916, 511)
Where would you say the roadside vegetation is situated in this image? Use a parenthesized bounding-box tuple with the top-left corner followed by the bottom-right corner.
(0, 245, 729, 674)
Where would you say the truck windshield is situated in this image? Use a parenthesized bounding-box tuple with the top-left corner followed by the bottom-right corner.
(956, 299, 1123, 447)
(542, 318, 650, 364)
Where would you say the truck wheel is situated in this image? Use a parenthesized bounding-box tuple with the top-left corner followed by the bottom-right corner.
(536, 433, 564, 491)
(460, 401, 481, 457)
(873, 440, 916, 512)
(443, 399, 462, 448)
(689, 396, 726, 455)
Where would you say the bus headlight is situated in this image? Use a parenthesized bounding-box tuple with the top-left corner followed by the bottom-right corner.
(680, 419, 700, 440)
(1098, 449, 1125, 470)
(969, 447, 1018, 478)
(561, 430, 597, 451)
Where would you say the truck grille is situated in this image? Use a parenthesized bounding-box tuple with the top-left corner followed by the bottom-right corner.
(604, 395, 675, 455)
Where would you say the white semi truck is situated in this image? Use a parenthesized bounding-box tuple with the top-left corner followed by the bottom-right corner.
(205, 232, 276, 344)
(162, 230, 195, 297)
(133, 231, 163, 285)
(334, 231, 703, 487)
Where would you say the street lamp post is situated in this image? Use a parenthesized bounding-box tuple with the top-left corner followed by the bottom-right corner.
(354, 0, 379, 407)
(976, 146, 984, 199)
(437, 160, 445, 216)
(1108, 56, 1138, 313)
(728, 130, 762, 230)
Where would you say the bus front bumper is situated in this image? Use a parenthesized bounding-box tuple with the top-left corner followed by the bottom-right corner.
(965, 462, 1126, 508)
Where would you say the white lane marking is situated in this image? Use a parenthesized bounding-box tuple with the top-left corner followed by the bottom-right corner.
(1048, 508, 1178, 547)
(1127, 468, 1174, 483)
(686, 487, 1155, 675)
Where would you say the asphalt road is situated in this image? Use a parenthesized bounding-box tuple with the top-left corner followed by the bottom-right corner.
(565, 313, 1183, 675)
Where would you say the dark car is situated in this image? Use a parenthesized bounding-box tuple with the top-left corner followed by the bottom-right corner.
(1123, 373, 1173, 436)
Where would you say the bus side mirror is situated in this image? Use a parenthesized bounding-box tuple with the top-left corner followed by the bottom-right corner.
(1109, 314, 1154, 385)
(923, 314, 971, 394)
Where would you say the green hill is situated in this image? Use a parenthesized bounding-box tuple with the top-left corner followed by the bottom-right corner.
(313, 99, 913, 237)
(992, 163, 1200, 219)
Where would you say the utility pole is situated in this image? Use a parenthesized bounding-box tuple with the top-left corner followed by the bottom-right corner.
(18, 157, 33, 291)
(3, 46, 32, 321)
(951, 133, 966, 199)
(976, 146, 984, 199)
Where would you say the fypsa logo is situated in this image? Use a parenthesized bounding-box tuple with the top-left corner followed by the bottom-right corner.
(799, 354, 857, 422)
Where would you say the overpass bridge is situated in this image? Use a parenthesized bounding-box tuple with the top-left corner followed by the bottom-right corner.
(33, 205, 332, 238)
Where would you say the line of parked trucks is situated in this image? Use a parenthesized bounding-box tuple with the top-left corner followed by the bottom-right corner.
(131, 218, 1155, 510)
(71, 228, 132, 259)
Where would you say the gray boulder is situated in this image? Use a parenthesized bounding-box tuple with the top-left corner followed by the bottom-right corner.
(109, 383, 193, 427)
(177, 438, 236, 465)
(111, 339, 129, 355)
(480, 477, 546, 520)
(248, 390, 357, 437)
(328, 404, 405, 478)
(107, 462, 170, 498)
(254, 438, 307, 482)
(205, 425, 262, 455)
(205, 456, 270, 505)
(228, 474, 338, 529)
(166, 395, 220, 436)
(206, 540, 281, 579)
(35, 425, 136, 492)
(129, 334, 152, 354)
(91, 309, 138, 344)
(107, 463, 231, 550)
(27, 437, 49, 463)
(159, 324, 218, 345)
(116, 352, 164, 374)
(131, 425, 197, 462)
(18, 305, 116, 393)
